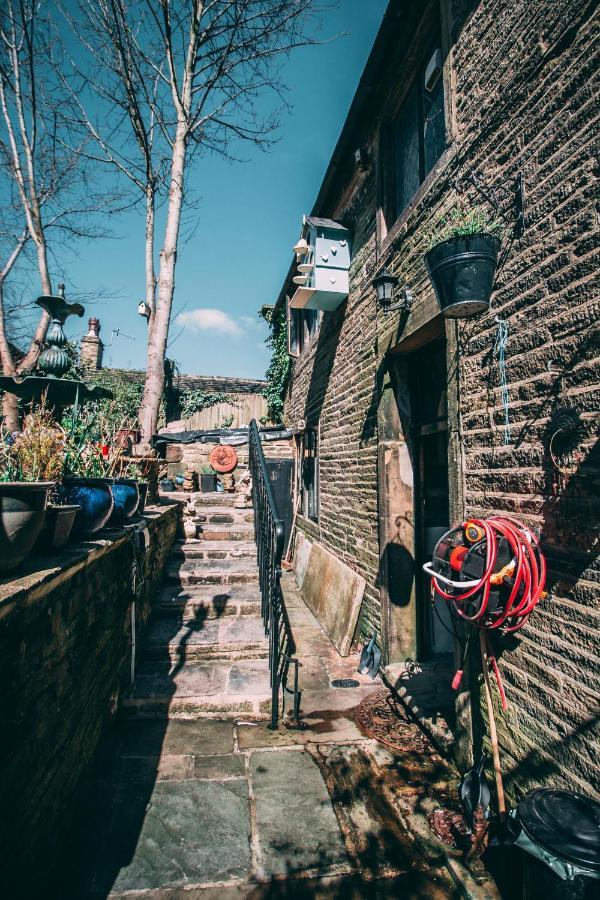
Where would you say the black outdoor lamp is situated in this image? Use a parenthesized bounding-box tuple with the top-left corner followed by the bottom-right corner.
(372, 267, 413, 315)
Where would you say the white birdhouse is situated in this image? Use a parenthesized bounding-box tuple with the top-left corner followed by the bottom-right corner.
(138, 300, 151, 318)
(289, 216, 350, 311)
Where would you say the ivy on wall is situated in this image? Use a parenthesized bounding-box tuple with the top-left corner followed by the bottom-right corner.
(261, 303, 290, 425)
(180, 388, 232, 419)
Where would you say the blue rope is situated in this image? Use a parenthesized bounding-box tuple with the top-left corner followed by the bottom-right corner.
(494, 317, 510, 444)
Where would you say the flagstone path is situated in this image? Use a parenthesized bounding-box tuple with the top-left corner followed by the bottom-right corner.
(55, 491, 497, 899)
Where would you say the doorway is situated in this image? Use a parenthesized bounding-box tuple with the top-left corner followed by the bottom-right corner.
(409, 339, 451, 656)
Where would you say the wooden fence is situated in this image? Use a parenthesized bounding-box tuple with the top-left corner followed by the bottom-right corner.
(184, 392, 268, 430)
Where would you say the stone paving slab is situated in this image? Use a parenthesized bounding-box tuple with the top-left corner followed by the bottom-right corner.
(109, 779, 251, 893)
(250, 749, 349, 878)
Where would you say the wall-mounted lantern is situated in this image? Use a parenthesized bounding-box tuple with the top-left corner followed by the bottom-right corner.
(289, 216, 351, 312)
(372, 268, 413, 315)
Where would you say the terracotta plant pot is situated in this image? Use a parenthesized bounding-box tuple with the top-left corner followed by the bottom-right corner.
(0, 482, 53, 571)
(424, 233, 501, 318)
(35, 504, 79, 551)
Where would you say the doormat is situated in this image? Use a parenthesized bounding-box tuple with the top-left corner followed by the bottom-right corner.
(331, 678, 360, 688)
(355, 689, 432, 754)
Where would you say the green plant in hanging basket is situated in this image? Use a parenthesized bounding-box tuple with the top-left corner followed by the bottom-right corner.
(424, 204, 505, 320)
(427, 204, 505, 249)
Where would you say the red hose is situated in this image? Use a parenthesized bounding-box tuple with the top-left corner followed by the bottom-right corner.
(430, 515, 546, 633)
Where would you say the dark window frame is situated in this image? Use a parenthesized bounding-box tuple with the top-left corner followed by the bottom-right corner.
(301, 428, 319, 522)
(382, 42, 447, 229)
(287, 295, 321, 359)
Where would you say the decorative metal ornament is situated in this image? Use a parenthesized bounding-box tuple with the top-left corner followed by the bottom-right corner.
(36, 284, 85, 378)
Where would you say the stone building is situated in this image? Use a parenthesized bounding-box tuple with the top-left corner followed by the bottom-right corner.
(272, 0, 599, 796)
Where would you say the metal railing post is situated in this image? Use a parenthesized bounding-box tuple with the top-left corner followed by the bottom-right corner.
(248, 420, 300, 729)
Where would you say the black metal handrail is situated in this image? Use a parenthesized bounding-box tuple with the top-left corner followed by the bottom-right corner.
(248, 419, 301, 729)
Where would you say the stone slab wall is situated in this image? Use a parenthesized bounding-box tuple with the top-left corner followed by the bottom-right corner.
(0, 503, 178, 897)
(165, 436, 293, 479)
(282, 0, 599, 797)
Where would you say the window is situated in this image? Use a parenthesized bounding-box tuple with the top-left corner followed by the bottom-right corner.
(383, 45, 446, 226)
(301, 429, 319, 521)
(287, 296, 321, 358)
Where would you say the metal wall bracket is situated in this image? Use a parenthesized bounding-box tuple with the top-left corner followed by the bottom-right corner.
(455, 170, 525, 238)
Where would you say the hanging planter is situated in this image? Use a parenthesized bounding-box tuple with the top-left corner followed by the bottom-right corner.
(425, 206, 504, 319)
(425, 233, 501, 318)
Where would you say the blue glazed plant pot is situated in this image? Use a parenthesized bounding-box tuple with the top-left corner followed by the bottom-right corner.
(60, 478, 114, 537)
(0, 482, 53, 571)
(106, 478, 140, 525)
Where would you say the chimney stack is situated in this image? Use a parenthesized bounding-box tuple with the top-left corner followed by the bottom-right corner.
(80, 317, 103, 370)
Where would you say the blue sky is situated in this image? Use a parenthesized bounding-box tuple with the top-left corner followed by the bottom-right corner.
(61, 1, 388, 379)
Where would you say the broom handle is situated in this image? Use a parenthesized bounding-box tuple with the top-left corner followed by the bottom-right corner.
(479, 630, 506, 820)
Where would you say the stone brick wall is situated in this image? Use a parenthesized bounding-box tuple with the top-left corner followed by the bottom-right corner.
(0, 503, 178, 896)
(282, 0, 599, 797)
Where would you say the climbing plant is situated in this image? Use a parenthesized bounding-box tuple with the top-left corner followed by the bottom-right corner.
(180, 388, 232, 420)
(261, 302, 290, 424)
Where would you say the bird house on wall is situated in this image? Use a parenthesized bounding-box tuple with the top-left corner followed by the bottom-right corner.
(289, 216, 350, 311)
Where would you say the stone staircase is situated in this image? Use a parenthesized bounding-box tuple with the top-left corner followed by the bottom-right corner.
(122, 492, 272, 721)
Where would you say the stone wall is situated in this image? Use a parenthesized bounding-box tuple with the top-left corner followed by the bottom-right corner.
(282, 0, 599, 797)
(165, 436, 294, 480)
(0, 503, 178, 897)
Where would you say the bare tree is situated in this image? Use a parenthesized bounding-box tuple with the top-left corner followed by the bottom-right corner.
(70, 0, 326, 442)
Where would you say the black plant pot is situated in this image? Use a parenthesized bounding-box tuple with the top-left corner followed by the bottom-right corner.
(200, 474, 218, 493)
(137, 482, 148, 514)
(35, 504, 79, 551)
(424, 233, 501, 318)
(0, 482, 53, 571)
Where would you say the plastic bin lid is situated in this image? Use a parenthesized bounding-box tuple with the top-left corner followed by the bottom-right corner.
(517, 788, 600, 871)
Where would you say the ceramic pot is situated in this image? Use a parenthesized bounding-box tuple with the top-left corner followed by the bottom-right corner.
(60, 478, 114, 537)
(137, 482, 148, 514)
(35, 504, 79, 551)
(0, 482, 53, 571)
(105, 478, 140, 525)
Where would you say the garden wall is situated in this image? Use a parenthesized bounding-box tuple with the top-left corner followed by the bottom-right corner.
(0, 502, 178, 897)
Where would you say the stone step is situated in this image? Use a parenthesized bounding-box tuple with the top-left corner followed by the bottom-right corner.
(122, 658, 271, 720)
(193, 506, 254, 525)
(153, 584, 262, 619)
(169, 540, 256, 562)
(143, 615, 269, 664)
(199, 523, 255, 541)
(165, 558, 259, 586)
(193, 492, 250, 508)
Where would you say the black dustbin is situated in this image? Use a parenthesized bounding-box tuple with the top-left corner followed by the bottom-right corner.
(512, 789, 600, 899)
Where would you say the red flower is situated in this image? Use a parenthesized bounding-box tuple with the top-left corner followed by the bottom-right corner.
(101, 444, 109, 458)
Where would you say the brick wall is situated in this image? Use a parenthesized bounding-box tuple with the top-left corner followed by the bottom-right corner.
(0, 504, 178, 896)
(283, 0, 599, 796)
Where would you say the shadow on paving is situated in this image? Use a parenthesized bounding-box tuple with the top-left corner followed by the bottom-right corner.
(51, 571, 233, 899)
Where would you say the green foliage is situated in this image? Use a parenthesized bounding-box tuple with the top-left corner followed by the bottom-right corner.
(428, 204, 505, 248)
(221, 413, 234, 428)
(180, 388, 231, 420)
(261, 301, 289, 424)
(0, 405, 65, 482)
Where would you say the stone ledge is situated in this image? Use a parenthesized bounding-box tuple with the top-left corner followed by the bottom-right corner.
(0, 501, 178, 615)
